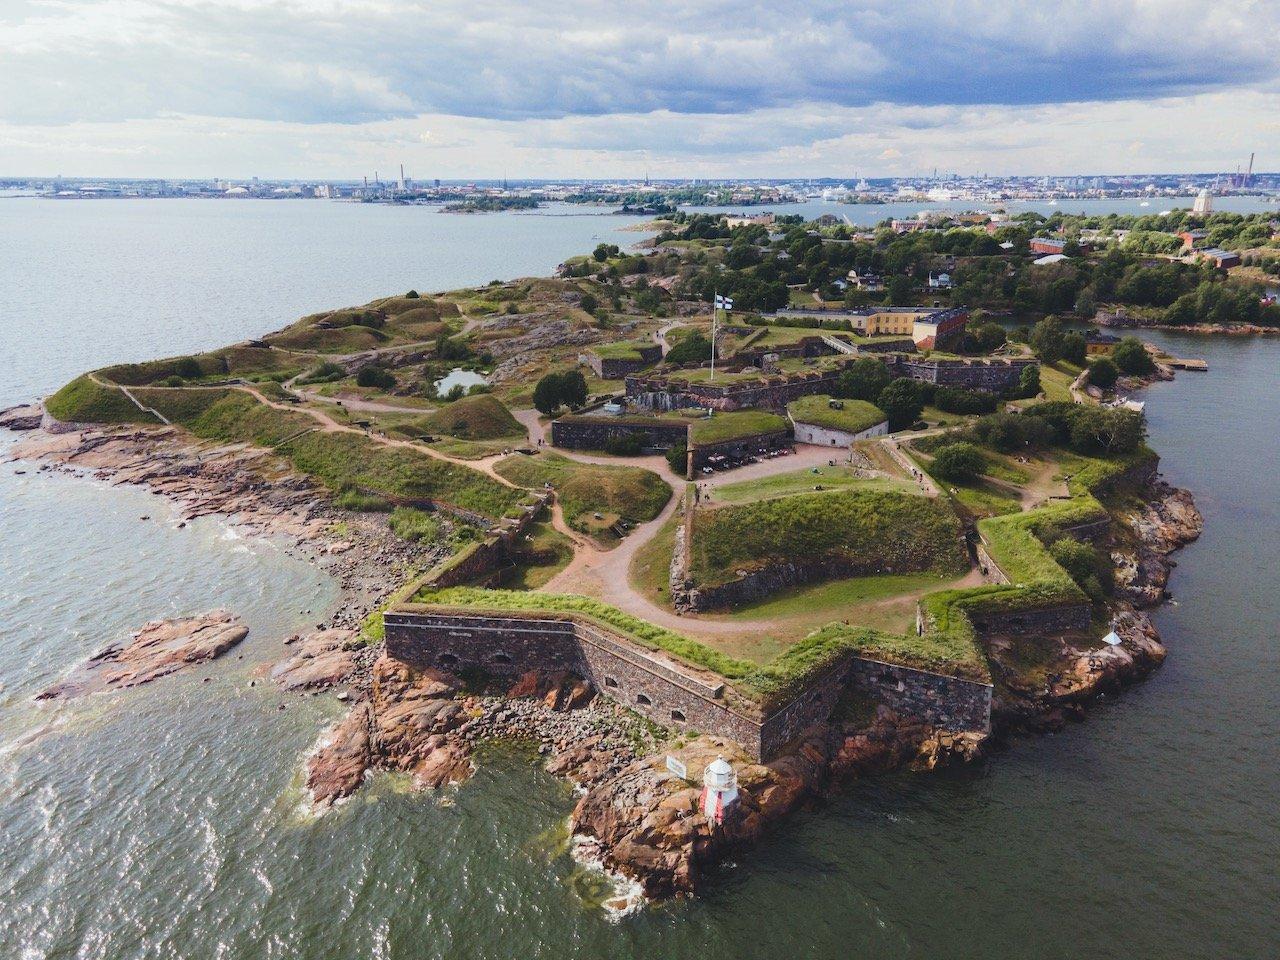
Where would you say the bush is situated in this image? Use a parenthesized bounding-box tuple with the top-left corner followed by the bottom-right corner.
(1087, 357, 1119, 390)
(666, 443, 688, 475)
(356, 365, 396, 389)
(604, 432, 647, 456)
(664, 331, 712, 365)
(435, 333, 473, 362)
(1015, 363, 1041, 399)
(301, 361, 346, 384)
(532, 370, 589, 414)
(579, 293, 599, 315)
(1061, 331, 1087, 366)
(405, 290, 420, 299)
(388, 507, 443, 542)
(1049, 537, 1112, 602)
(932, 442, 986, 481)
(1113, 336, 1156, 375)
(174, 357, 203, 380)
(973, 322, 1008, 353)
(934, 387, 998, 415)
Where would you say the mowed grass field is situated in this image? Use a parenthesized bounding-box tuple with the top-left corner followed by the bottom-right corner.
(712, 464, 919, 504)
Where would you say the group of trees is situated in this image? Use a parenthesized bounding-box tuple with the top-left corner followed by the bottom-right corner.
(664, 331, 712, 364)
(941, 400, 1145, 458)
(532, 370, 589, 414)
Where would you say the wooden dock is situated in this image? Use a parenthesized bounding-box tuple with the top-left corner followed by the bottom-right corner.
(1167, 357, 1208, 371)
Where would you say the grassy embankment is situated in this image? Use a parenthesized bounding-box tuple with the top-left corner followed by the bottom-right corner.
(386, 393, 526, 458)
(712, 464, 917, 504)
(688, 489, 968, 589)
(493, 451, 671, 541)
(47, 378, 527, 521)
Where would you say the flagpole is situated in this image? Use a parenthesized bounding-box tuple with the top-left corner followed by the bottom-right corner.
(710, 290, 717, 383)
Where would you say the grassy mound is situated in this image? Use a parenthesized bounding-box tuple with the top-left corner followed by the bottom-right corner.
(45, 376, 159, 425)
(98, 346, 310, 387)
(688, 409, 789, 446)
(396, 394, 524, 441)
(690, 489, 966, 588)
(787, 395, 886, 434)
(494, 451, 671, 536)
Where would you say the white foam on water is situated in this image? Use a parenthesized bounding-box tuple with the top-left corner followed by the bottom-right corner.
(569, 832, 646, 919)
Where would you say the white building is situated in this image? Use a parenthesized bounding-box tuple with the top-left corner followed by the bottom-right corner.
(1193, 188, 1213, 214)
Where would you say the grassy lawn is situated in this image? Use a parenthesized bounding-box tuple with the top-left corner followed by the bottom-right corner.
(712, 465, 916, 504)
(719, 570, 962, 639)
(389, 393, 524, 442)
(46, 376, 161, 424)
(1040, 360, 1084, 402)
(493, 451, 671, 540)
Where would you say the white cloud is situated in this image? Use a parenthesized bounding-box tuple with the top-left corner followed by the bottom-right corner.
(1, 1, 1277, 175)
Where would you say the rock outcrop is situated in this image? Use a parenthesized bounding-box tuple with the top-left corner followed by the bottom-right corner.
(1114, 482, 1203, 607)
(38, 611, 248, 700)
(272, 629, 360, 691)
(0, 403, 44, 431)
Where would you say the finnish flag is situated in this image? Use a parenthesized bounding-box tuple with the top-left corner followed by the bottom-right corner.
(714, 295, 733, 310)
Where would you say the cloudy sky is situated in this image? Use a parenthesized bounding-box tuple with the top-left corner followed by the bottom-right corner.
(3, 0, 1278, 179)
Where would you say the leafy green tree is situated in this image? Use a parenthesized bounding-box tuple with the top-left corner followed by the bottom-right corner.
(666, 443, 688, 476)
(1030, 316, 1066, 363)
(876, 379, 924, 430)
(579, 293, 598, 315)
(884, 274, 914, 304)
(932, 442, 986, 481)
(834, 357, 892, 402)
(1087, 357, 1119, 390)
(592, 243, 620, 262)
(1112, 336, 1156, 375)
(973, 322, 1007, 353)
(532, 370, 589, 415)
(1061, 331, 1087, 366)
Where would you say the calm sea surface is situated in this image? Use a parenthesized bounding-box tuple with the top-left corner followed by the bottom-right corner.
(1, 199, 1277, 959)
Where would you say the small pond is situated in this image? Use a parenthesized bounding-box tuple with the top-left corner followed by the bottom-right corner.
(434, 367, 489, 394)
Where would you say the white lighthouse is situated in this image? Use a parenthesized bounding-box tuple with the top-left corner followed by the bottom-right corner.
(700, 756, 739, 824)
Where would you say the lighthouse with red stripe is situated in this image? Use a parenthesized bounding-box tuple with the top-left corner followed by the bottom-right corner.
(700, 756, 739, 824)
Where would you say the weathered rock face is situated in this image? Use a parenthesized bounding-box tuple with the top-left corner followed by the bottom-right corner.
(306, 702, 373, 808)
(1114, 482, 1204, 607)
(0, 403, 44, 431)
(271, 629, 360, 691)
(370, 654, 472, 787)
(38, 611, 248, 700)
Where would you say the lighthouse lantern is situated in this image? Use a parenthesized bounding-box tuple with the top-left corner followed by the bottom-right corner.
(699, 756, 739, 824)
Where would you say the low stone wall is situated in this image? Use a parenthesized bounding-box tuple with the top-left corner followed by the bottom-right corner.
(689, 429, 791, 471)
(967, 602, 1092, 635)
(383, 607, 994, 761)
(626, 367, 844, 413)
(551, 416, 689, 452)
(886, 354, 1036, 391)
(586, 343, 663, 379)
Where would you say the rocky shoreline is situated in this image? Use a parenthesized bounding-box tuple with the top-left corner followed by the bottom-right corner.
(3, 405, 1204, 905)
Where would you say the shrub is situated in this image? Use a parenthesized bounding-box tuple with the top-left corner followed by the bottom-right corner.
(1015, 363, 1041, 399)
(1049, 537, 1112, 602)
(174, 357, 203, 380)
(973, 322, 1008, 353)
(301, 361, 346, 384)
(666, 443, 689, 475)
(356, 365, 396, 389)
(435, 333, 473, 362)
(1087, 357, 1119, 390)
(664, 331, 712, 365)
(932, 442, 986, 481)
(934, 387, 998, 415)
(579, 293, 599, 314)
(445, 384, 466, 402)
(604, 432, 647, 456)
(389, 507, 443, 542)
(405, 290, 420, 299)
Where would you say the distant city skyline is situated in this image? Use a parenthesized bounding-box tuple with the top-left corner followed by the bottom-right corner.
(2, 1, 1277, 179)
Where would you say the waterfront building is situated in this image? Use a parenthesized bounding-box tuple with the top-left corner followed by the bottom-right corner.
(700, 757, 739, 824)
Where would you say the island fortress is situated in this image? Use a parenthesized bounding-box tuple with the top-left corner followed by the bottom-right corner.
(383, 606, 993, 761)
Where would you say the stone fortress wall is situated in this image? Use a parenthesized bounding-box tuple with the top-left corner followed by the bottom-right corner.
(383, 606, 993, 761)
